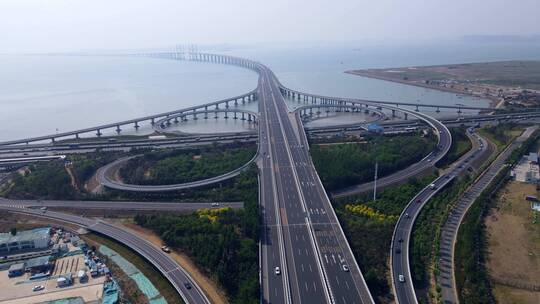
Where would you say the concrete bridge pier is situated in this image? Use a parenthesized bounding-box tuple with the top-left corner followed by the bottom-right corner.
(415, 105, 420, 112)
(242, 97, 246, 105)
(241, 112, 246, 120)
(134, 122, 140, 129)
(233, 112, 238, 119)
(151, 118, 155, 125)
(457, 107, 462, 114)
(75, 134, 80, 140)
(436, 107, 441, 113)
(96, 129, 102, 137)
(192, 110, 198, 120)
(215, 104, 219, 110)
(234, 99, 238, 106)
(225, 101, 230, 109)
(392, 109, 396, 117)
(116, 126, 122, 134)
(224, 111, 229, 119)
(404, 113, 408, 120)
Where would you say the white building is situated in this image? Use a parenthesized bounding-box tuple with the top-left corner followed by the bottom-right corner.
(0, 227, 51, 254)
(511, 153, 540, 183)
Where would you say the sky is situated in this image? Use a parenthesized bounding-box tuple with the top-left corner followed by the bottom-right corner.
(1, 0, 539, 53)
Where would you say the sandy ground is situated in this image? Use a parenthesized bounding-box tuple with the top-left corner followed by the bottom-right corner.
(112, 219, 229, 304)
(486, 181, 540, 303)
(0, 254, 104, 304)
(0, 281, 104, 304)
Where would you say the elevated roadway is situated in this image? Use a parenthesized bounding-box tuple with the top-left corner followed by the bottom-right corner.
(0, 199, 242, 212)
(0, 205, 210, 304)
(96, 138, 258, 192)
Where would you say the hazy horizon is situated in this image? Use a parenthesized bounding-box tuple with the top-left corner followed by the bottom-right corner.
(1, 0, 539, 53)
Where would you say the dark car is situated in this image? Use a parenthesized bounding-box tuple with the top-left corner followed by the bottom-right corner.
(184, 282, 192, 289)
(395, 248, 401, 254)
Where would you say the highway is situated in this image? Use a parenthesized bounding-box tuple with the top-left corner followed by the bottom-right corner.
(0, 198, 242, 212)
(259, 64, 374, 304)
(437, 126, 537, 304)
(0, 205, 210, 304)
(390, 127, 494, 304)
(0, 133, 257, 158)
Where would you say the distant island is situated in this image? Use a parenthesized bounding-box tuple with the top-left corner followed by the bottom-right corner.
(347, 60, 540, 109)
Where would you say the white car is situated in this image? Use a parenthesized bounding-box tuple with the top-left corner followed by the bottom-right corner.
(32, 285, 45, 292)
(274, 267, 281, 275)
(398, 274, 405, 283)
(342, 264, 349, 272)
(211, 202, 220, 207)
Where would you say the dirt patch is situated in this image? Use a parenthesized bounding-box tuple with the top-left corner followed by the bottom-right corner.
(492, 284, 540, 304)
(0, 211, 81, 233)
(486, 181, 540, 303)
(85, 171, 102, 194)
(111, 219, 229, 304)
(65, 165, 80, 192)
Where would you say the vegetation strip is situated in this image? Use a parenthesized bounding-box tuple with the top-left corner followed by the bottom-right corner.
(454, 128, 539, 303)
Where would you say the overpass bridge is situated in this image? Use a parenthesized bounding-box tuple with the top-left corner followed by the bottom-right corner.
(280, 87, 492, 114)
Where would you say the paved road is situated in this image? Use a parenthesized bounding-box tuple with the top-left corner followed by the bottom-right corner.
(0, 205, 210, 304)
(0, 198, 242, 212)
(437, 126, 537, 304)
(391, 127, 496, 304)
(96, 149, 257, 192)
(259, 65, 374, 304)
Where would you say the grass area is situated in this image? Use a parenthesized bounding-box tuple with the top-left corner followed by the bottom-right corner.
(120, 144, 256, 185)
(107, 164, 258, 203)
(437, 127, 472, 168)
(311, 132, 436, 191)
(0, 151, 127, 200)
(334, 175, 435, 303)
(1, 161, 76, 199)
(478, 123, 523, 151)
(82, 233, 184, 304)
(410, 175, 471, 302)
(486, 181, 540, 303)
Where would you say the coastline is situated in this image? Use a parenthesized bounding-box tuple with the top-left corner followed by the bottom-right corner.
(345, 70, 501, 109)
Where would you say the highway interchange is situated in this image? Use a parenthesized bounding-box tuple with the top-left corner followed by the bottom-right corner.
(1, 51, 539, 304)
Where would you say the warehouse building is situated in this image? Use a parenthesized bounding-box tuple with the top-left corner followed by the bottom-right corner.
(0, 227, 52, 255)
